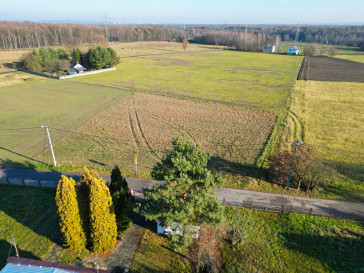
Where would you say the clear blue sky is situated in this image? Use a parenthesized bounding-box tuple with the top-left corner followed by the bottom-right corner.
(1, 0, 363, 25)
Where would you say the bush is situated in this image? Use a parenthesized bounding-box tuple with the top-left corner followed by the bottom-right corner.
(267, 142, 320, 190)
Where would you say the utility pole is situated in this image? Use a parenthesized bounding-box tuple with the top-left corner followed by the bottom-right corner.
(286, 139, 303, 188)
(11, 234, 19, 257)
(41, 125, 57, 166)
(135, 155, 138, 176)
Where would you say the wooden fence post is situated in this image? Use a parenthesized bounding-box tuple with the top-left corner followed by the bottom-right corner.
(250, 200, 253, 210)
(329, 210, 333, 219)
(223, 197, 226, 205)
(242, 200, 245, 209)
(22, 178, 25, 186)
(280, 205, 284, 215)
(6, 177, 9, 185)
(309, 208, 312, 216)
(265, 204, 268, 211)
(38, 180, 42, 187)
(289, 205, 293, 214)
(350, 212, 354, 221)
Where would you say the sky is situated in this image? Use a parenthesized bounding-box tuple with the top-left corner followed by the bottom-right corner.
(1, 0, 363, 25)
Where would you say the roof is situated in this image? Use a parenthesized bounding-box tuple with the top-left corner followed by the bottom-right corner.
(289, 46, 299, 50)
(1, 257, 109, 273)
(71, 63, 87, 71)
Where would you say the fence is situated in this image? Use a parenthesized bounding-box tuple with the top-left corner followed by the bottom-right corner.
(1, 177, 360, 222)
(21, 67, 116, 80)
(218, 197, 359, 221)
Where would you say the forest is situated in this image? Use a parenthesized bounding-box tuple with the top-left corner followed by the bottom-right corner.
(0, 21, 363, 51)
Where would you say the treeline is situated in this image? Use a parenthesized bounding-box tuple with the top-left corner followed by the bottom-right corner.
(192, 31, 282, 52)
(1, 21, 363, 50)
(0, 21, 180, 49)
(22, 46, 119, 74)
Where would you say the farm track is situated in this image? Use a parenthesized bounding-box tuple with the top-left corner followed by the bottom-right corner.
(287, 110, 304, 141)
(127, 94, 160, 160)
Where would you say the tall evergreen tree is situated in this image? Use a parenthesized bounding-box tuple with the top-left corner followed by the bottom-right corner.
(86, 170, 117, 252)
(136, 136, 224, 251)
(55, 175, 87, 251)
(109, 166, 132, 234)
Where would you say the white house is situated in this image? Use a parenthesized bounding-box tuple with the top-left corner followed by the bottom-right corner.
(287, 46, 301, 55)
(263, 45, 276, 54)
(69, 62, 87, 75)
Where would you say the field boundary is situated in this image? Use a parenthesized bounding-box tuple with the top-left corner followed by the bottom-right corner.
(21, 67, 116, 80)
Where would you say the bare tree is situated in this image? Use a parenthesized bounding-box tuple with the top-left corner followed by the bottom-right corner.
(182, 38, 189, 51)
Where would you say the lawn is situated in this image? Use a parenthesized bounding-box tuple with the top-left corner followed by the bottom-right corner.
(0, 80, 130, 167)
(131, 207, 364, 273)
(48, 92, 276, 176)
(278, 80, 364, 201)
(0, 184, 93, 270)
(73, 50, 303, 112)
(130, 229, 192, 273)
(0, 185, 58, 269)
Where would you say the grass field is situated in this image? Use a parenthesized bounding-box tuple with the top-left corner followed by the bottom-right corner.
(0, 81, 130, 166)
(130, 229, 192, 273)
(0, 185, 58, 269)
(131, 207, 364, 273)
(279, 80, 364, 200)
(45, 92, 276, 176)
(0, 185, 93, 270)
(73, 50, 303, 112)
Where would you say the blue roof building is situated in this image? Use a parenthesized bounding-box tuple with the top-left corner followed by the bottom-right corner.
(287, 46, 301, 55)
(1, 257, 109, 273)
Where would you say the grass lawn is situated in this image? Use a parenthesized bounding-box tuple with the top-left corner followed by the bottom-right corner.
(278, 80, 364, 201)
(130, 229, 192, 273)
(0, 184, 93, 270)
(73, 50, 303, 112)
(131, 207, 364, 273)
(0, 185, 59, 269)
(0, 80, 130, 167)
(222, 207, 364, 272)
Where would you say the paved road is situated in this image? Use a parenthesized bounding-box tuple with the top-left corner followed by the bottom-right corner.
(1, 168, 363, 220)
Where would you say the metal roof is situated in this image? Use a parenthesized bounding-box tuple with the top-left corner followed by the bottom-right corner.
(1, 263, 73, 273)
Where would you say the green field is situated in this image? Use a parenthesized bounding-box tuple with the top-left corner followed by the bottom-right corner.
(0, 81, 130, 166)
(73, 50, 303, 112)
(131, 207, 364, 273)
(278, 80, 364, 201)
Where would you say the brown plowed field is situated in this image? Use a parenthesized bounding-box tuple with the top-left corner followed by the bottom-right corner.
(51, 93, 276, 176)
(297, 56, 364, 82)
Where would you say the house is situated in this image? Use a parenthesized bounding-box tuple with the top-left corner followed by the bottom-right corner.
(1, 257, 110, 273)
(69, 62, 87, 75)
(287, 46, 301, 55)
(263, 45, 276, 54)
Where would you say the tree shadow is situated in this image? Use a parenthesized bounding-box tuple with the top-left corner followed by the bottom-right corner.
(0, 240, 39, 270)
(323, 159, 364, 182)
(88, 159, 106, 167)
(207, 156, 264, 180)
(281, 232, 364, 272)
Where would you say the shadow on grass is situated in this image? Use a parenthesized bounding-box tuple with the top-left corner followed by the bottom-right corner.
(281, 232, 364, 272)
(0, 240, 39, 270)
(323, 159, 364, 182)
(208, 156, 264, 180)
(0, 146, 47, 165)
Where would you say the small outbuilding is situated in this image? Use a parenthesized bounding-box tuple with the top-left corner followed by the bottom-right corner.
(263, 45, 276, 54)
(287, 46, 301, 55)
(69, 62, 87, 75)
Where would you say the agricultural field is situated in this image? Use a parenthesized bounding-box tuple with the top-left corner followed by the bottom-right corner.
(279, 80, 364, 201)
(131, 207, 364, 273)
(0, 80, 130, 167)
(297, 56, 364, 82)
(47, 92, 276, 177)
(73, 50, 303, 112)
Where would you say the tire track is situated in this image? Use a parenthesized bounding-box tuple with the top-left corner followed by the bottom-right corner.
(128, 95, 161, 160)
(287, 110, 304, 141)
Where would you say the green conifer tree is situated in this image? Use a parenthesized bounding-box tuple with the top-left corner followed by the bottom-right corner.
(87, 170, 117, 252)
(109, 166, 132, 234)
(136, 136, 224, 251)
(55, 175, 87, 251)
